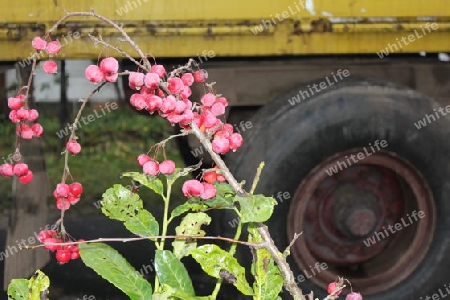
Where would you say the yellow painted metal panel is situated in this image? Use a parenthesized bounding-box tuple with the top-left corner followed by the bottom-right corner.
(0, 0, 448, 60)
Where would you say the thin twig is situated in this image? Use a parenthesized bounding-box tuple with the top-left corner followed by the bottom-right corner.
(283, 232, 303, 259)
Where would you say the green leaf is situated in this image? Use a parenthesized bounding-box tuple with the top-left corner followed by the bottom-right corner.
(154, 250, 195, 295)
(121, 172, 164, 195)
(170, 203, 191, 220)
(172, 212, 211, 259)
(7, 279, 29, 300)
(248, 226, 284, 300)
(190, 244, 253, 296)
(153, 285, 209, 300)
(28, 270, 50, 300)
(80, 243, 153, 300)
(203, 182, 236, 209)
(235, 194, 277, 223)
(101, 185, 159, 237)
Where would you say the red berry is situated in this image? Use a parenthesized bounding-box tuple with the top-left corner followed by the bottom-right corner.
(181, 73, 194, 86)
(66, 243, 79, 253)
(68, 194, 80, 205)
(69, 182, 83, 197)
(43, 237, 61, 251)
(46, 41, 61, 54)
(143, 160, 159, 176)
(70, 251, 80, 260)
(167, 77, 185, 94)
(194, 70, 208, 83)
(17, 124, 34, 139)
(55, 249, 71, 264)
(19, 170, 33, 184)
(55, 183, 70, 198)
(14, 163, 29, 176)
(346, 292, 363, 300)
(32, 37, 47, 51)
(8, 97, 24, 110)
(28, 109, 39, 121)
(203, 171, 217, 184)
(100, 57, 119, 74)
(215, 97, 228, 107)
(38, 230, 57, 242)
(16, 109, 29, 120)
(9, 110, 20, 123)
(228, 133, 243, 151)
(66, 140, 81, 154)
(144, 72, 160, 89)
(42, 61, 57, 74)
(31, 123, 44, 137)
(56, 197, 70, 210)
(327, 282, 342, 296)
(212, 138, 230, 154)
(104, 72, 118, 83)
(217, 174, 226, 182)
(182, 180, 204, 198)
(0, 163, 14, 177)
(159, 160, 175, 175)
(201, 93, 216, 107)
(137, 154, 151, 166)
(85, 65, 103, 83)
(145, 95, 162, 113)
(160, 95, 177, 114)
(129, 72, 145, 88)
(200, 182, 216, 200)
(130, 93, 147, 110)
(150, 64, 166, 78)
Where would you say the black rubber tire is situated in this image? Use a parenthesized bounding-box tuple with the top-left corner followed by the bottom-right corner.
(224, 77, 450, 300)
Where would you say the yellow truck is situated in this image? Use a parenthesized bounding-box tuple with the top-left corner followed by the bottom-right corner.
(1, 1, 450, 299)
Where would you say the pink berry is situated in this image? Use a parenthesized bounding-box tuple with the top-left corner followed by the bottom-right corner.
(14, 163, 29, 176)
(46, 41, 61, 54)
(70, 251, 81, 260)
(212, 138, 230, 154)
(8, 97, 24, 110)
(144, 72, 160, 89)
(346, 292, 363, 300)
(17, 124, 34, 139)
(194, 70, 208, 82)
(201, 93, 216, 107)
(143, 161, 159, 176)
(68, 194, 80, 205)
(130, 93, 147, 110)
(159, 160, 175, 175)
(215, 97, 228, 107)
(55, 183, 70, 198)
(182, 180, 204, 198)
(0, 163, 14, 177)
(181, 73, 194, 86)
(145, 95, 162, 113)
(104, 72, 118, 83)
(327, 282, 342, 296)
(100, 57, 119, 74)
(129, 72, 145, 88)
(69, 182, 83, 197)
(56, 249, 71, 264)
(31, 123, 44, 137)
(203, 171, 217, 184)
(38, 230, 57, 243)
(9, 110, 20, 123)
(166, 113, 185, 125)
(56, 198, 70, 210)
(66, 140, 81, 154)
(211, 102, 226, 116)
(150, 64, 166, 78)
(137, 154, 151, 166)
(85, 65, 103, 83)
(180, 86, 192, 99)
(32, 37, 47, 51)
(42, 61, 57, 74)
(16, 108, 30, 120)
(228, 133, 243, 151)
(160, 95, 177, 114)
(28, 109, 39, 121)
(167, 77, 185, 94)
(66, 243, 79, 253)
(200, 182, 216, 200)
(19, 170, 33, 184)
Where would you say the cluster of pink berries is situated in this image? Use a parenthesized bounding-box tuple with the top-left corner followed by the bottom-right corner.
(327, 282, 362, 300)
(8, 94, 43, 139)
(85, 57, 120, 83)
(182, 179, 216, 200)
(53, 182, 83, 210)
(0, 162, 33, 184)
(31, 37, 61, 74)
(137, 154, 176, 176)
(38, 230, 85, 264)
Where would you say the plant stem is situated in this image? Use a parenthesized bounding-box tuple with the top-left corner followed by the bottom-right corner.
(190, 122, 306, 300)
(160, 180, 172, 250)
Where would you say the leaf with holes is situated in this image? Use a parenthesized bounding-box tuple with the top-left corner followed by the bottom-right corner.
(190, 244, 253, 295)
(7, 279, 28, 300)
(101, 184, 159, 237)
(172, 212, 211, 259)
(121, 172, 164, 196)
(80, 243, 152, 300)
(248, 225, 283, 300)
(28, 270, 50, 300)
(235, 194, 277, 223)
(154, 250, 195, 295)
